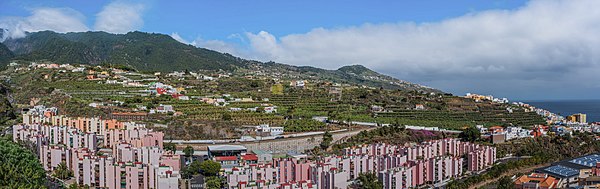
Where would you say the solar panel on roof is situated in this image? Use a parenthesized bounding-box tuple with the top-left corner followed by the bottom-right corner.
(569, 154, 600, 167)
(544, 165, 578, 177)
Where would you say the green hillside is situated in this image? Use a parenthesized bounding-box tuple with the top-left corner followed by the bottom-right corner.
(0, 30, 438, 91)
(0, 43, 13, 64)
(2, 31, 249, 71)
(0, 83, 15, 125)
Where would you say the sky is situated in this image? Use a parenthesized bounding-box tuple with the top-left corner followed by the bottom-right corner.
(1, 0, 599, 100)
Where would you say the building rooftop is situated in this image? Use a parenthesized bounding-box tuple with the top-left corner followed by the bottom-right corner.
(215, 156, 238, 161)
(208, 145, 247, 152)
(515, 173, 557, 188)
(542, 165, 579, 178)
(489, 126, 504, 130)
(241, 154, 258, 161)
(251, 150, 271, 155)
(569, 154, 600, 167)
(208, 145, 247, 151)
(111, 112, 148, 116)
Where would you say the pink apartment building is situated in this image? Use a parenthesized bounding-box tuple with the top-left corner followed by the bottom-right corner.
(39, 144, 71, 171)
(69, 145, 180, 188)
(13, 124, 97, 151)
(13, 112, 180, 189)
(160, 152, 182, 171)
(467, 145, 496, 172)
(22, 112, 144, 136)
(276, 157, 312, 183)
(105, 128, 164, 149)
(379, 166, 415, 189)
(225, 138, 495, 189)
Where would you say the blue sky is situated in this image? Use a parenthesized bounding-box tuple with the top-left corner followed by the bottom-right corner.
(2, 0, 600, 100)
(0, 0, 527, 43)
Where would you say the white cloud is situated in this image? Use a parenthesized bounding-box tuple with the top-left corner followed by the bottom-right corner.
(198, 39, 241, 55)
(0, 7, 89, 40)
(94, 1, 145, 34)
(170, 32, 245, 56)
(214, 0, 600, 99)
(170, 32, 189, 44)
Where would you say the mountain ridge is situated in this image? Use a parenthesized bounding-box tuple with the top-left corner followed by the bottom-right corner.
(0, 42, 13, 64)
(0, 29, 439, 92)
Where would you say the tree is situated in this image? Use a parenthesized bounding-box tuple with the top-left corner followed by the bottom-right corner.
(205, 176, 222, 189)
(146, 102, 155, 109)
(320, 131, 333, 150)
(250, 80, 260, 88)
(287, 106, 295, 119)
(496, 176, 514, 189)
(327, 111, 338, 123)
(164, 142, 177, 153)
(68, 183, 79, 189)
(184, 146, 194, 158)
(200, 160, 222, 176)
(354, 172, 383, 189)
(459, 126, 481, 142)
(0, 137, 47, 188)
(181, 166, 194, 179)
(53, 161, 73, 179)
(68, 183, 90, 189)
(181, 160, 203, 179)
(222, 112, 232, 121)
(271, 84, 283, 95)
(189, 160, 202, 172)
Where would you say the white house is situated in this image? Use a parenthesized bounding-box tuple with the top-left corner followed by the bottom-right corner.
(156, 104, 174, 113)
(264, 106, 277, 113)
(255, 124, 284, 136)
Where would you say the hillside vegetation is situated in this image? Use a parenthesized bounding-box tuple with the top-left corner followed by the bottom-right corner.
(3, 31, 247, 71)
(0, 83, 45, 188)
(1, 30, 436, 91)
(0, 137, 47, 188)
(0, 83, 16, 125)
(0, 43, 14, 64)
(2, 65, 545, 139)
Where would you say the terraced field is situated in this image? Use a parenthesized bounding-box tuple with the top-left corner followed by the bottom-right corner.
(377, 110, 545, 128)
(4, 66, 547, 139)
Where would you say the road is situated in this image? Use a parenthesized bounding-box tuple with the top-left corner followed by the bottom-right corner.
(173, 127, 375, 152)
(168, 127, 375, 144)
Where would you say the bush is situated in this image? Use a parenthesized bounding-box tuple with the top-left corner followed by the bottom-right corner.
(0, 137, 47, 188)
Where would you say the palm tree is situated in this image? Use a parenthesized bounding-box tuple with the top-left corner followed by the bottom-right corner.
(53, 161, 72, 179)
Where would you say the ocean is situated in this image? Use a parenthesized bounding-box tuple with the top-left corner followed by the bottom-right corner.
(524, 100, 600, 123)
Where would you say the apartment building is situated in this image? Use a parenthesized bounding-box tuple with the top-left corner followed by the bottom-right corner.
(13, 111, 180, 189)
(224, 138, 495, 189)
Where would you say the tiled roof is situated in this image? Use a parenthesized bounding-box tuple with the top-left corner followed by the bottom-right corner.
(515, 174, 557, 188)
(242, 154, 258, 161)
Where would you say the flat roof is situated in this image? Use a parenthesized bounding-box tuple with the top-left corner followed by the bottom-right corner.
(251, 150, 272, 155)
(569, 154, 600, 167)
(542, 165, 579, 178)
(208, 145, 247, 152)
(175, 150, 208, 156)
